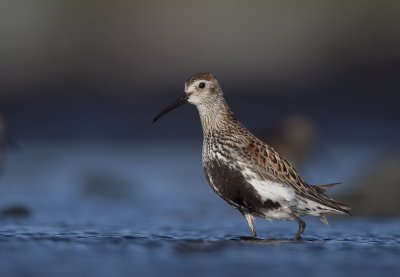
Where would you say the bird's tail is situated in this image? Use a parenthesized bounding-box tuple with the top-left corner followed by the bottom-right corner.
(314, 182, 352, 215)
(316, 182, 341, 191)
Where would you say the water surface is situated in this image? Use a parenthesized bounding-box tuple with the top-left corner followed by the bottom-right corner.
(0, 142, 399, 276)
(0, 218, 399, 277)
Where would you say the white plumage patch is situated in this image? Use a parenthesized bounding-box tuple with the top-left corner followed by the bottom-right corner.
(239, 168, 296, 220)
(248, 178, 296, 203)
(240, 167, 295, 203)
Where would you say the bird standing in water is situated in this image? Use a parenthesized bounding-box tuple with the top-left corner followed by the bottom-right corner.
(153, 72, 351, 239)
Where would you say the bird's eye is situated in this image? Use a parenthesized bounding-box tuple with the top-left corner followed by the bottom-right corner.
(198, 82, 205, 89)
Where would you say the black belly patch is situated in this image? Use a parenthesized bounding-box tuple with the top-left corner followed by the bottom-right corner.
(264, 199, 281, 209)
(204, 160, 280, 214)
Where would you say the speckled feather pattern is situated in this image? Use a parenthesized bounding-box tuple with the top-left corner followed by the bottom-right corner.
(202, 117, 350, 217)
(189, 73, 351, 221)
(156, 72, 351, 238)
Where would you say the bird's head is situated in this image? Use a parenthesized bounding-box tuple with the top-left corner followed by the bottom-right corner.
(152, 72, 222, 123)
(184, 72, 222, 105)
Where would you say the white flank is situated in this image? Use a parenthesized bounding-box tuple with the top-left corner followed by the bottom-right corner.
(248, 178, 296, 203)
(240, 166, 295, 203)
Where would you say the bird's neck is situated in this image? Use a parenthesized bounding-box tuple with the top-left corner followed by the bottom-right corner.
(196, 97, 236, 134)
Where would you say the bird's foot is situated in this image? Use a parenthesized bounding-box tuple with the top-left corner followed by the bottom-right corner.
(294, 233, 303, 240)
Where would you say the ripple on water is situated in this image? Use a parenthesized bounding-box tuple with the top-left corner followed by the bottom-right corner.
(0, 219, 399, 277)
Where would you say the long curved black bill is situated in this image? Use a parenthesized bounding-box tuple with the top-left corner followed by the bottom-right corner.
(152, 94, 188, 123)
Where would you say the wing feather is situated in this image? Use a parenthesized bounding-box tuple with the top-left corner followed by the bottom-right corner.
(242, 137, 351, 214)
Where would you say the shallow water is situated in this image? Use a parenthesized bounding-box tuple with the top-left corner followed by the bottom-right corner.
(0, 219, 399, 277)
(0, 142, 399, 276)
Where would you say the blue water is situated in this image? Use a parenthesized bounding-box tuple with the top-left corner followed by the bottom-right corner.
(1, 219, 399, 277)
(0, 142, 399, 276)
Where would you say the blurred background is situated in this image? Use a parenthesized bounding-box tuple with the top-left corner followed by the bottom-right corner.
(0, 1, 399, 276)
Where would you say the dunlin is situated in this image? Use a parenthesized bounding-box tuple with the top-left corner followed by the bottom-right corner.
(153, 72, 351, 239)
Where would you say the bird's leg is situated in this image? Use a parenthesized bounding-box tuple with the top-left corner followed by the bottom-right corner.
(293, 216, 306, 240)
(243, 212, 257, 238)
